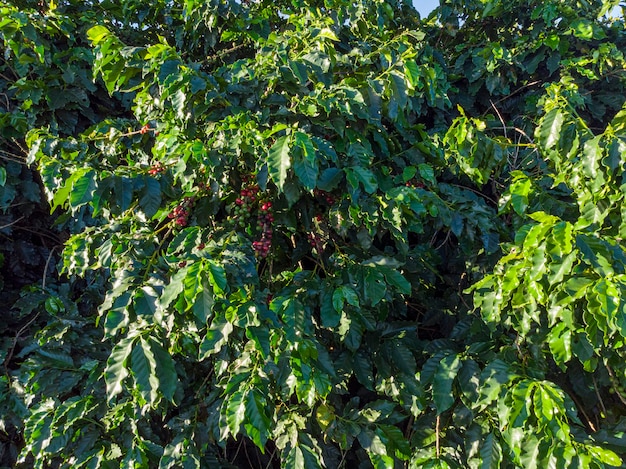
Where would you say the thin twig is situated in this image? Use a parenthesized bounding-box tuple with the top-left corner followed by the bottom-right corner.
(207, 43, 248, 63)
(490, 100, 507, 141)
(489, 126, 535, 144)
(42, 246, 59, 291)
(569, 390, 597, 432)
(435, 414, 440, 457)
(490, 80, 542, 107)
(231, 439, 244, 465)
(592, 375, 608, 416)
(0, 216, 24, 230)
(605, 363, 626, 406)
(264, 447, 277, 469)
(433, 231, 451, 251)
(11, 138, 28, 157)
(0, 149, 27, 165)
(3, 311, 42, 384)
(337, 449, 347, 468)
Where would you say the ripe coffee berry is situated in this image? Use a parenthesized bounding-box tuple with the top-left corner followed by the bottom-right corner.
(148, 162, 165, 175)
(253, 204, 274, 258)
(313, 189, 336, 205)
(169, 196, 194, 227)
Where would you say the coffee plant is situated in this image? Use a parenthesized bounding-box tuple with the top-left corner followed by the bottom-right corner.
(2, 0, 626, 467)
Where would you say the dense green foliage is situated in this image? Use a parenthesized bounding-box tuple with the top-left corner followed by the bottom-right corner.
(2, 0, 626, 467)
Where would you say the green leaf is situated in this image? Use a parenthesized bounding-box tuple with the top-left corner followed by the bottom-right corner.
(246, 326, 271, 359)
(134, 286, 158, 317)
(149, 338, 178, 402)
(285, 445, 305, 469)
(404, 60, 421, 88)
(207, 260, 227, 293)
(385, 341, 415, 378)
(293, 155, 318, 191)
(104, 291, 132, 337)
(131, 337, 160, 405)
(225, 388, 247, 438)
(320, 286, 341, 327)
(432, 354, 461, 414)
(199, 313, 233, 360)
(588, 445, 622, 466)
(113, 176, 133, 211)
(538, 108, 564, 150)
(582, 136, 601, 180)
(333, 286, 359, 312)
(353, 350, 374, 390)
(418, 163, 436, 185)
(570, 18, 594, 39)
(183, 261, 204, 310)
(345, 166, 378, 194)
(364, 269, 386, 306)
(282, 297, 307, 343)
(192, 277, 214, 324)
(317, 167, 342, 191)
(172, 89, 187, 120)
(244, 389, 272, 450)
(51, 168, 85, 212)
(86, 25, 111, 44)
(457, 359, 480, 405)
(268, 135, 291, 192)
(378, 424, 411, 458)
(381, 267, 411, 294)
(479, 432, 502, 469)
(548, 322, 572, 368)
(159, 266, 188, 313)
(576, 234, 614, 276)
(139, 176, 162, 218)
(547, 251, 576, 286)
(105, 335, 136, 402)
(358, 428, 389, 457)
(0, 167, 6, 187)
(508, 173, 531, 215)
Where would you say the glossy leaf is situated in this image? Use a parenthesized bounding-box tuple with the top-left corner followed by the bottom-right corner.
(104, 335, 136, 402)
(538, 108, 564, 150)
(268, 135, 291, 192)
(433, 354, 461, 414)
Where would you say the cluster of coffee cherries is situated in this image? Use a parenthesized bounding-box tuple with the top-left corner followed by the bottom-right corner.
(168, 196, 195, 227)
(313, 188, 336, 205)
(232, 184, 261, 227)
(148, 162, 166, 176)
(405, 179, 425, 189)
(253, 201, 274, 258)
(307, 231, 324, 252)
(230, 179, 275, 258)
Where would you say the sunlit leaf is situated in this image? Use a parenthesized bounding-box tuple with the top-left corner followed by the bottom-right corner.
(433, 354, 461, 414)
(105, 335, 136, 402)
(268, 135, 291, 192)
(538, 108, 564, 150)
